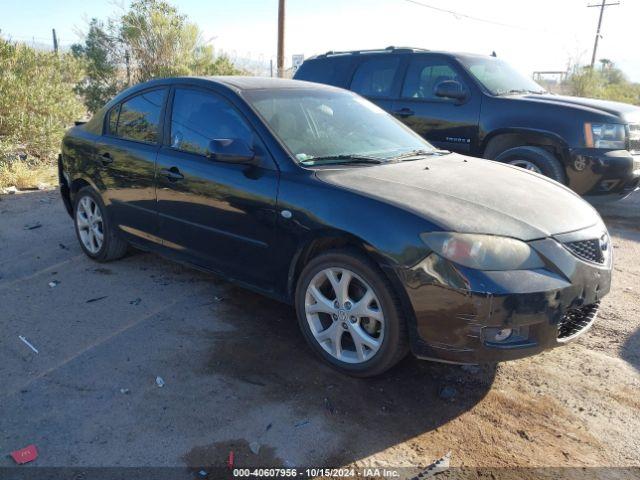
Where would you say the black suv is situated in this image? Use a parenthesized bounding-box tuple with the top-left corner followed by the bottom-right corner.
(294, 47, 640, 199)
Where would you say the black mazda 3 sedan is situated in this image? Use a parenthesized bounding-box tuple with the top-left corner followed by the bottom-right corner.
(59, 77, 612, 376)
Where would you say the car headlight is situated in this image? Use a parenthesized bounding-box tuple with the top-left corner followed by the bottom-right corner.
(420, 232, 545, 271)
(584, 122, 626, 149)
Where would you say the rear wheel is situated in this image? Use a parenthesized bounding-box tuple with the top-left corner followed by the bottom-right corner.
(73, 186, 128, 262)
(295, 250, 408, 377)
(495, 146, 566, 184)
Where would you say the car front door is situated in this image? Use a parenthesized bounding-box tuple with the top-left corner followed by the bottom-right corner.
(96, 88, 167, 244)
(392, 55, 480, 154)
(155, 87, 279, 291)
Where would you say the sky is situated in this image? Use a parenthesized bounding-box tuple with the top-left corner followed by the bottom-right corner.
(1, 0, 639, 81)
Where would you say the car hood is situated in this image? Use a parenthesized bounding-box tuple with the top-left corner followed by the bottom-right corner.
(520, 94, 640, 123)
(316, 154, 603, 241)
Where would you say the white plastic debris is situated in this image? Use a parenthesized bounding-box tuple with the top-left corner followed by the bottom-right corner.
(2, 186, 18, 194)
(155, 376, 165, 388)
(48, 280, 60, 288)
(249, 441, 261, 455)
(18, 335, 39, 354)
(413, 451, 451, 479)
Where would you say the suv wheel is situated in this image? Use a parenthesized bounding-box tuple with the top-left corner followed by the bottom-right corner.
(73, 186, 128, 262)
(295, 249, 408, 377)
(495, 146, 566, 184)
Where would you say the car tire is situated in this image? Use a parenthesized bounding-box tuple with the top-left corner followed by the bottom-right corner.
(295, 249, 409, 377)
(73, 186, 128, 262)
(495, 146, 566, 184)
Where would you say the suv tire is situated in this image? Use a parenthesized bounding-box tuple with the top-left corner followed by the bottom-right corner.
(495, 146, 566, 184)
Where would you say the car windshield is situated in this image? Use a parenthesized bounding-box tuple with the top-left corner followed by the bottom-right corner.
(244, 88, 436, 165)
(458, 56, 546, 96)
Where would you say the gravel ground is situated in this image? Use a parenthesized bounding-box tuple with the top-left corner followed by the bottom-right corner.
(0, 189, 638, 477)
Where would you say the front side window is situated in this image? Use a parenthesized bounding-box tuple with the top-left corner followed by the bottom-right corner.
(246, 88, 434, 163)
(170, 88, 253, 156)
(350, 56, 400, 98)
(402, 59, 464, 99)
(116, 89, 166, 143)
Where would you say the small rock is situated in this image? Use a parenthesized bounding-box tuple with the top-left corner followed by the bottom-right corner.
(48, 280, 60, 288)
(249, 442, 260, 455)
(120, 388, 130, 395)
(24, 222, 42, 230)
(58, 243, 69, 250)
(130, 298, 142, 305)
(439, 386, 457, 400)
(155, 376, 165, 388)
(2, 186, 18, 194)
(517, 429, 533, 441)
(37, 183, 49, 190)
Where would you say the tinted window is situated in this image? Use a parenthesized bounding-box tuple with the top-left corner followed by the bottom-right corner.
(350, 56, 400, 98)
(294, 57, 352, 87)
(116, 89, 165, 143)
(401, 59, 464, 99)
(106, 104, 120, 135)
(170, 88, 253, 156)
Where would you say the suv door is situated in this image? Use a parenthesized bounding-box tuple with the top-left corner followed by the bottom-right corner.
(155, 87, 279, 290)
(393, 55, 480, 154)
(96, 87, 167, 243)
(349, 54, 404, 113)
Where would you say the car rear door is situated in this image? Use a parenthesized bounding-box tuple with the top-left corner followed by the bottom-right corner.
(95, 87, 168, 244)
(155, 86, 279, 291)
(392, 54, 481, 154)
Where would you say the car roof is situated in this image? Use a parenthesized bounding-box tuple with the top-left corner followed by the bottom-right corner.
(307, 46, 492, 62)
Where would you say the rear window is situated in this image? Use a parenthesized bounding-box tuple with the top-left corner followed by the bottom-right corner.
(294, 57, 352, 87)
(350, 56, 400, 98)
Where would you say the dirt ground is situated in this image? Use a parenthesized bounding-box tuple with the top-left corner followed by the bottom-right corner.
(0, 189, 638, 478)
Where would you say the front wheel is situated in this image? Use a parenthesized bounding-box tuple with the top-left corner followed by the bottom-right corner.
(295, 250, 408, 377)
(73, 186, 128, 262)
(495, 146, 566, 184)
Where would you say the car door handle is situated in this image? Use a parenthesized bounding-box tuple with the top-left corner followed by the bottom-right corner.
(98, 152, 113, 165)
(160, 167, 184, 181)
(393, 108, 415, 118)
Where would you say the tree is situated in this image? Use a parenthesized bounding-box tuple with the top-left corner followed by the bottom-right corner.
(71, 18, 124, 113)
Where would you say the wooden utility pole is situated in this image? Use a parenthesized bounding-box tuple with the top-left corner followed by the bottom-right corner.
(52, 28, 58, 53)
(588, 0, 620, 69)
(277, 0, 285, 78)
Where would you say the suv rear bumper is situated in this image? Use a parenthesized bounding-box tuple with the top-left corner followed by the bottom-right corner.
(568, 148, 640, 199)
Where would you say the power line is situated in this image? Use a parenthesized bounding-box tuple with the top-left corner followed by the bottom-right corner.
(402, 0, 539, 30)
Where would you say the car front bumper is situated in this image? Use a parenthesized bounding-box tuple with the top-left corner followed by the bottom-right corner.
(398, 229, 612, 364)
(567, 148, 640, 199)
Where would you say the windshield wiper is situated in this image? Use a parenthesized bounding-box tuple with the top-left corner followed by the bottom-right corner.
(390, 149, 449, 161)
(299, 154, 384, 166)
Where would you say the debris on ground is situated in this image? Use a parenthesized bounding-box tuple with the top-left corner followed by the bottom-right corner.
(198, 470, 208, 478)
(37, 183, 49, 191)
(324, 397, 335, 414)
(18, 335, 39, 354)
(86, 296, 108, 304)
(10, 444, 38, 464)
(120, 388, 130, 395)
(155, 376, 165, 388)
(130, 298, 142, 306)
(249, 441, 261, 455)
(24, 222, 42, 230)
(410, 451, 451, 479)
(227, 451, 234, 469)
(265, 423, 272, 431)
(213, 296, 224, 302)
(294, 420, 310, 428)
(518, 429, 534, 442)
(48, 280, 60, 288)
(461, 364, 480, 374)
(58, 243, 69, 250)
(2, 186, 18, 194)
(93, 267, 113, 275)
(439, 386, 457, 400)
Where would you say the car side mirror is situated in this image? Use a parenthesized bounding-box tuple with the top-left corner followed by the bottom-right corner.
(434, 80, 467, 101)
(207, 138, 257, 165)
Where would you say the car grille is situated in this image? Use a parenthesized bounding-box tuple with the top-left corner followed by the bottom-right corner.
(630, 124, 640, 154)
(557, 302, 599, 341)
(564, 238, 606, 264)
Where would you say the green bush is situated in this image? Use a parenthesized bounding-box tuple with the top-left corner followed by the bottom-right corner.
(0, 37, 86, 162)
(566, 67, 640, 106)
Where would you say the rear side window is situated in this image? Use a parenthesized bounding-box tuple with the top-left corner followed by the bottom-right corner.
(170, 88, 253, 156)
(115, 89, 166, 143)
(402, 59, 464, 99)
(350, 56, 400, 98)
(106, 105, 120, 135)
(294, 57, 352, 87)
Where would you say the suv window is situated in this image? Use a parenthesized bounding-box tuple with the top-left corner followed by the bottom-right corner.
(350, 56, 400, 98)
(115, 89, 166, 143)
(295, 57, 352, 87)
(170, 88, 253, 156)
(401, 59, 464, 100)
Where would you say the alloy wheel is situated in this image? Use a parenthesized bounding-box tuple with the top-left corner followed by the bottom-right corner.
(76, 196, 104, 254)
(508, 158, 542, 173)
(304, 267, 384, 364)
